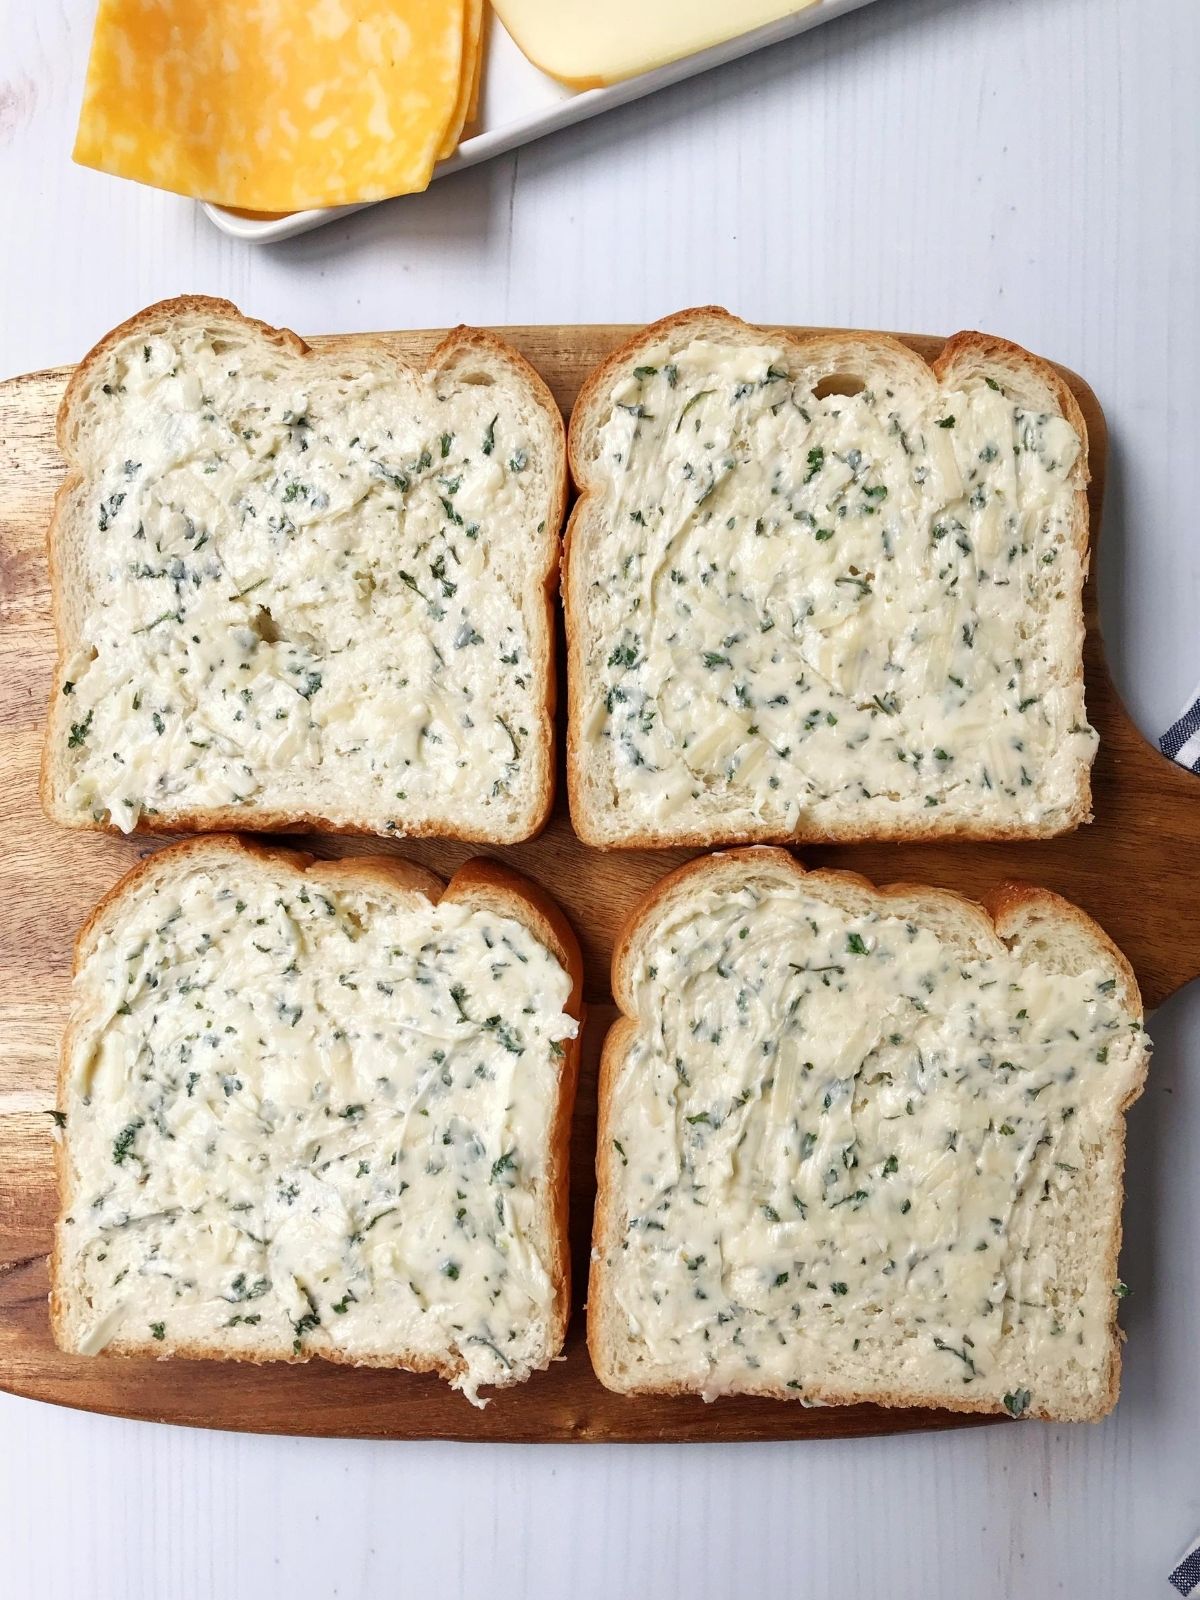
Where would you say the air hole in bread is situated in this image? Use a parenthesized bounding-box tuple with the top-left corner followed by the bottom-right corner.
(459, 371, 495, 387)
(813, 373, 866, 400)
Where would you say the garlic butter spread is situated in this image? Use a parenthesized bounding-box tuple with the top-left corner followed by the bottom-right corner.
(59, 859, 578, 1402)
(602, 872, 1145, 1409)
(59, 325, 551, 837)
(580, 336, 1095, 840)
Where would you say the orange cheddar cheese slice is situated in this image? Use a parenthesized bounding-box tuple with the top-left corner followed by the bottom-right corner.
(74, 0, 467, 212)
(465, 6, 486, 128)
(437, 0, 484, 161)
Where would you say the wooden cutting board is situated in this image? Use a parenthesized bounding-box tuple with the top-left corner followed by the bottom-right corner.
(1, 322, 1196, 1443)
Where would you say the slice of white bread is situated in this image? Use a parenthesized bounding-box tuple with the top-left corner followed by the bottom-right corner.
(565, 308, 1097, 848)
(43, 297, 567, 843)
(51, 837, 583, 1404)
(589, 848, 1149, 1420)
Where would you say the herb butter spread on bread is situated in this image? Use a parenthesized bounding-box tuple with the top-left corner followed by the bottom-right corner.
(43, 298, 566, 843)
(566, 309, 1096, 848)
(589, 850, 1148, 1420)
(52, 839, 582, 1403)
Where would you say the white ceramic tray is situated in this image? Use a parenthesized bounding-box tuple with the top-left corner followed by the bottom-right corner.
(203, 0, 882, 243)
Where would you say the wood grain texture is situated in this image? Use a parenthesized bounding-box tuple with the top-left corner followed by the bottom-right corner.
(0, 322, 1195, 1442)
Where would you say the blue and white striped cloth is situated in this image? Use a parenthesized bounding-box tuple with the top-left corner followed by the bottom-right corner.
(1162, 687, 1200, 1596)
(1161, 682, 1200, 773)
(1169, 1535, 1200, 1595)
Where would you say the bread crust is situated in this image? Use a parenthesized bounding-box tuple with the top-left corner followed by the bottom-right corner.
(51, 835, 584, 1391)
(563, 306, 1094, 850)
(588, 847, 1145, 1419)
(41, 296, 568, 846)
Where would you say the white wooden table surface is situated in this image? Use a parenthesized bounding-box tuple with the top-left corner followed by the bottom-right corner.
(2, 2, 1198, 1596)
